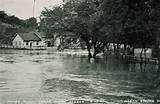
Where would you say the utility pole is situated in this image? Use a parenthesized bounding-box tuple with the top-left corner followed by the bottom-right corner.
(33, 0, 36, 17)
(0, 0, 4, 11)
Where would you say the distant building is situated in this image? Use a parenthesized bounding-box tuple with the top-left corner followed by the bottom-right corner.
(12, 32, 46, 48)
(34, 32, 53, 47)
(54, 36, 61, 47)
(134, 48, 152, 58)
(54, 32, 82, 49)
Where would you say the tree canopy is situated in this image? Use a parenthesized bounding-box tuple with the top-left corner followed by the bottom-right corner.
(40, 0, 160, 58)
(0, 11, 38, 44)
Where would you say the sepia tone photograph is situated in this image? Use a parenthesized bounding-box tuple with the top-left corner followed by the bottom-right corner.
(0, 0, 160, 104)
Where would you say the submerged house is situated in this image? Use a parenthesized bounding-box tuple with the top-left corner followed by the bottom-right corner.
(12, 32, 47, 48)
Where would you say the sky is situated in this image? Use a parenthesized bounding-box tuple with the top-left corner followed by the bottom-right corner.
(0, 0, 63, 20)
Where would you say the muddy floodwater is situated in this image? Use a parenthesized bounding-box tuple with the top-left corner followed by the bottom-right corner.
(0, 49, 160, 104)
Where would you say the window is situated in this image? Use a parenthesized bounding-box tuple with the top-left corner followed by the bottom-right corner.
(26, 42, 28, 46)
(36, 42, 39, 46)
(30, 43, 32, 47)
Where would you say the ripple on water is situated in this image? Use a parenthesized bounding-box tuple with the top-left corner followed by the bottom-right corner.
(42, 78, 96, 97)
(0, 60, 15, 64)
(0, 50, 159, 104)
(0, 81, 10, 92)
(0, 70, 8, 73)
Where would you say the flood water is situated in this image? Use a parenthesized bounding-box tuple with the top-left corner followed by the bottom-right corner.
(0, 49, 160, 104)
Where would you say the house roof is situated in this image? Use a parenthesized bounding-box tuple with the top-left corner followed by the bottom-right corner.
(34, 32, 46, 39)
(15, 32, 42, 41)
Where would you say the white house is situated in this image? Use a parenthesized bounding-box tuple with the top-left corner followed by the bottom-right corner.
(134, 48, 152, 58)
(12, 32, 47, 48)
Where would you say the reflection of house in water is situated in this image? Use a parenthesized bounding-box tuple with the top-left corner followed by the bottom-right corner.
(12, 32, 47, 48)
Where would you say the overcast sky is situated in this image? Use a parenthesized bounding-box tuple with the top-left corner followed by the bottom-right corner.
(0, 0, 63, 19)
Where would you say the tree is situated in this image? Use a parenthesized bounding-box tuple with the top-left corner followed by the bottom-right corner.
(0, 11, 38, 44)
(0, 11, 7, 22)
(40, 0, 105, 58)
(40, 0, 160, 58)
(25, 17, 38, 30)
(100, 0, 159, 57)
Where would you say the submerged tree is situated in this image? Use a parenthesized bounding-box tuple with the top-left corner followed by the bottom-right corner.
(40, 0, 106, 58)
(101, 0, 160, 56)
(40, 0, 160, 58)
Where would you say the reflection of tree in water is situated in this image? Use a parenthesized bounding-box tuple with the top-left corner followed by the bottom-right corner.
(77, 57, 160, 102)
(40, 56, 160, 102)
(152, 62, 160, 100)
(128, 61, 160, 100)
(139, 61, 146, 72)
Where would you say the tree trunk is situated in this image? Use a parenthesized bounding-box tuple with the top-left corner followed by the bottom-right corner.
(140, 48, 144, 64)
(93, 52, 97, 58)
(85, 40, 92, 58)
(113, 43, 116, 53)
(116, 43, 121, 55)
(93, 47, 99, 58)
(92, 41, 105, 58)
(140, 48, 143, 58)
(144, 48, 147, 64)
(123, 43, 127, 55)
(93, 42, 98, 58)
(88, 48, 92, 58)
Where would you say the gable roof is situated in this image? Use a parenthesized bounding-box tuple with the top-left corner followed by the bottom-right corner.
(34, 32, 46, 39)
(13, 32, 42, 41)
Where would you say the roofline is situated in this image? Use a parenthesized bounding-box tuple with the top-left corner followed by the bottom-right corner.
(23, 40, 41, 42)
(33, 33, 42, 41)
(34, 32, 43, 40)
(12, 32, 42, 41)
(11, 33, 18, 41)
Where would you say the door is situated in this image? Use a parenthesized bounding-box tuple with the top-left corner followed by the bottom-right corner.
(30, 42, 32, 47)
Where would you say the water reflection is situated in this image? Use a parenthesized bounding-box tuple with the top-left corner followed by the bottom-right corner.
(0, 49, 160, 104)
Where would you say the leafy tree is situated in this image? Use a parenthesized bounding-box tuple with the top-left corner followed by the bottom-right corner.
(100, 0, 160, 56)
(0, 11, 38, 44)
(25, 17, 38, 30)
(40, 0, 105, 58)
(0, 11, 7, 22)
(40, 0, 160, 58)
